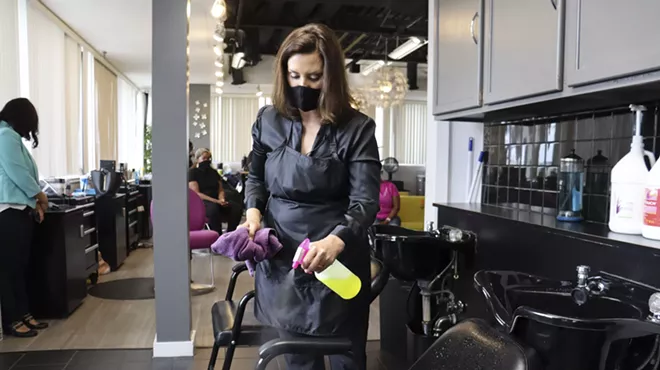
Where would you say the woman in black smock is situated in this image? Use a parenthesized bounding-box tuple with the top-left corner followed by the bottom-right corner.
(241, 24, 381, 370)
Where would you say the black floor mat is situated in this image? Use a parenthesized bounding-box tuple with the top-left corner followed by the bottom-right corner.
(88, 278, 155, 300)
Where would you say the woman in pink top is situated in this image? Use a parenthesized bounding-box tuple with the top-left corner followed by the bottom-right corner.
(376, 175, 401, 225)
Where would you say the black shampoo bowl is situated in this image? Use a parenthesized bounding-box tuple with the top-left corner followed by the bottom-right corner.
(370, 224, 475, 282)
(475, 270, 660, 370)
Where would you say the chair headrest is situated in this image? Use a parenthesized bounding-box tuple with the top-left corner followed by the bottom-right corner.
(369, 257, 389, 303)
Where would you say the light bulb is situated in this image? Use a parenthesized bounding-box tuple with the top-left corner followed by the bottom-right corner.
(186, 0, 191, 18)
(256, 90, 263, 97)
(211, 0, 226, 19)
(379, 81, 393, 93)
(213, 45, 222, 56)
(214, 59, 223, 68)
(215, 87, 223, 94)
(215, 80, 224, 87)
(215, 70, 223, 78)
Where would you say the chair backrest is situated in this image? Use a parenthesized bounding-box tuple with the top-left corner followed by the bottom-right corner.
(188, 188, 207, 231)
(369, 257, 389, 303)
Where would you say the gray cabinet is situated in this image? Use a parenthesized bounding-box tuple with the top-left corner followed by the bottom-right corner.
(484, 0, 564, 104)
(565, 0, 660, 87)
(432, 0, 484, 115)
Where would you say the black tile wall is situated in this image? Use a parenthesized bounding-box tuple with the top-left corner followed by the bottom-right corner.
(482, 103, 660, 224)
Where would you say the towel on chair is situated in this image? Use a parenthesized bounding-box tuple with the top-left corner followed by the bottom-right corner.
(211, 227, 283, 276)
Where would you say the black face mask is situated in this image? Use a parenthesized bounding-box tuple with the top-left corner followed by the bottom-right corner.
(290, 86, 321, 112)
(198, 160, 212, 169)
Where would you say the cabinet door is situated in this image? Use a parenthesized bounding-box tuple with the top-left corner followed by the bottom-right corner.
(565, 0, 660, 87)
(433, 0, 484, 115)
(484, 0, 564, 104)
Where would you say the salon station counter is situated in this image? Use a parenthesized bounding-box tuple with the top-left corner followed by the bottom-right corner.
(28, 202, 99, 319)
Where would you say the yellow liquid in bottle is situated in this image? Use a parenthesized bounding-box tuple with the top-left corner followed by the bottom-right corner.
(317, 275, 362, 300)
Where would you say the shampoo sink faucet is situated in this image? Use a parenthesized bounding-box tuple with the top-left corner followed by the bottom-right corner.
(572, 265, 609, 306)
(648, 293, 660, 323)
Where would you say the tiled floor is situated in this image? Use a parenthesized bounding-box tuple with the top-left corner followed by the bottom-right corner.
(0, 343, 394, 370)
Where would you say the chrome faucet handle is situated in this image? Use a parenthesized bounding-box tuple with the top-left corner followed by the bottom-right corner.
(426, 221, 435, 232)
(577, 265, 591, 275)
(448, 228, 463, 243)
(649, 293, 660, 323)
(576, 265, 591, 287)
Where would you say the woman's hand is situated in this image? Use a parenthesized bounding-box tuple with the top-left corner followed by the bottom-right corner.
(217, 195, 229, 206)
(302, 235, 345, 274)
(36, 192, 48, 206)
(238, 208, 262, 239)
(36, 207, 44, 223)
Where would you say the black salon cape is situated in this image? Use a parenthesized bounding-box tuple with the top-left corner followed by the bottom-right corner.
(244, 105, 381, 337)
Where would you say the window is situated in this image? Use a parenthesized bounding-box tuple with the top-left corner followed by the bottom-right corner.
(392, 101, 427, 165)
(258, 96, 272, 108)
(27, 4, 67, 177)
(0, 0, 20, 106)
(211, 95, 260, 164)
(82, 49, 96, 173)
(373, 101, 427, 165)
(374, 107, 385, 160)
(118, 77, 145, 171)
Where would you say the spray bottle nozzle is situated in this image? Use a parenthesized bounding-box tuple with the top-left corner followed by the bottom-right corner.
(292, 239, 311, 269)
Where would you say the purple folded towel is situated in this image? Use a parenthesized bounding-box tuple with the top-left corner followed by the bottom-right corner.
(211, 227, 283, 276)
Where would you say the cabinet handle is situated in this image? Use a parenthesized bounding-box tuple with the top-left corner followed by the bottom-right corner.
(85, 244, 99, 254)
(122, 207, 126, 218)
(128, 209, 137, 216)
(83, 210, 95, 217)
(129, 221, 138, 228)
(80, 225, 96, 238)
(550, 0, 557, 9)
(470, 12, 479, 45)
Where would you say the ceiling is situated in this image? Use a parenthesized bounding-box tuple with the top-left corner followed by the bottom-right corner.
(40, 0, 428, 90)
(222, 0, 429, 65)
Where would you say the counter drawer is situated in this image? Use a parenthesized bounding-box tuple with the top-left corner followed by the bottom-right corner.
(85, 243, 99, 270)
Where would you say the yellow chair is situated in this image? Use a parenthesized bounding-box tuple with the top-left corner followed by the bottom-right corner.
(398, 194, 425, 230)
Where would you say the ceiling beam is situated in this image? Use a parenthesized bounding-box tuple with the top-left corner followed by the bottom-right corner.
(225, 23, 427, 38)
(343, 34, 368, 54)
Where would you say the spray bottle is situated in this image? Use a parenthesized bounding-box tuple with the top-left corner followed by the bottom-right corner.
(609, 104, 656, 234)
(292, 239, 361, 300)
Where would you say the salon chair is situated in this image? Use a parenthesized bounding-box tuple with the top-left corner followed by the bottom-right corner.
(208, 257, 390, 370)
(151, 190, 219, 295)
(257, 318, 540, 370)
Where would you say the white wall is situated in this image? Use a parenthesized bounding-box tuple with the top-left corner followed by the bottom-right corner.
(423, 0, 485, 226)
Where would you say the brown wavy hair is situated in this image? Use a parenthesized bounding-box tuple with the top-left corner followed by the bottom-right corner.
(272, 23, 355, 124)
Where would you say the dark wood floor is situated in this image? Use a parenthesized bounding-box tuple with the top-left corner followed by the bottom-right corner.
(0, 249, 381, 352)
(0, 343, 400, 370)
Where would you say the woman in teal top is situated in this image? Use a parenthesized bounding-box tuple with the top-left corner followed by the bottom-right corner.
(0, 98, 49, 337)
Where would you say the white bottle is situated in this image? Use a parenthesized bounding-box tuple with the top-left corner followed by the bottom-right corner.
(609, 105, 655, 234)
(643, 148, 660, 240)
